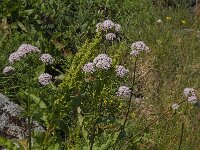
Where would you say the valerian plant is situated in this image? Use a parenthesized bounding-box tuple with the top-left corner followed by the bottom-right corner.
(1, 19, 155, 149)
(2, 43, 61, 149)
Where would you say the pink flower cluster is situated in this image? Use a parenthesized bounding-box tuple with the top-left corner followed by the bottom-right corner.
(130, 41, 150, 56)
(3, 66, 15, 74)
(184, 88, 198, 104)
(116, 86, 131, 98)
(39, 54, 54, 65)
(96, 20, 121, 41)
(9, 44, 40, 63)
(115, 65, 129, 78)
(38, 73, 52, 85)
(82, 54, 112, 73)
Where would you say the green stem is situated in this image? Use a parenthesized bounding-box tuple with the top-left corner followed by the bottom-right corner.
(28, 62, 32, 150)
(178, 122, 184, 150)
(178, 100, 188, 150)
(90, 120, 96, 150)
(123, 57, 137, 127)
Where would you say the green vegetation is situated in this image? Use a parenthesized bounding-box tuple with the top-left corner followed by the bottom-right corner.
(1, 0, 200, 149)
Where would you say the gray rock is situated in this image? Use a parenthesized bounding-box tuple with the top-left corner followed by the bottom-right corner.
(0, 93, 45, 140)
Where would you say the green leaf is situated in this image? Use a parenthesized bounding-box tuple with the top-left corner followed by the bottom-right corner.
(82, 126, 89, 147)
(17, 21, 27, 32)
(77, 107, 83, 126)
(0, 137, 24, 150)
(19, 9, 35, 16)
(33, 64, 46, 81)
(29, 93, 47, 109)
(48, 143, 60, 150)
(99, 137, 112, 150)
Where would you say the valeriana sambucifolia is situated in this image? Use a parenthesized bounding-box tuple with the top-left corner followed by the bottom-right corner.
(105, 33, 116, 41)
(8, 44, 41, 64)
(102, 20, 115, 31)
(39, 54, 54, 65)
(82, 62, 95, 73)
(116, 86, 131, 98)
(96, 22, 103, 32)
(115, 65, 129, 78)
(130, 41, 150, 56)
(183, 88, 198, 104)
(114, 24, 121, 32)
(82, 54, 112, 74)
(172, 103, 180, 110)
(3, 66, 15, 74)
(38, 73, 52, 85)
(96, 21, 121, 32)
(93, 54, 112, 70)
(96, 19, 121, 41)
(6, 44, 54, 86)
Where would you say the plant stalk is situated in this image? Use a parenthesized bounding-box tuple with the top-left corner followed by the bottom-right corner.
(123, 57, 137, 127)
(178, 122, 184, 150)
(28, 60, 32, 150)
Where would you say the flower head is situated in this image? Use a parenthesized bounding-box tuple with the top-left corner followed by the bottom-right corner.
(115, 65, 129, 77)
(157, 19, 162, 23)
(131, 41, 150, 52)
(40, 54, 54, 64)
(115, 24, 121, 32)
(93, 54, 112, 70)
(8, 44, 40, 64)
(183, 88, 195, 97)
(172, 103, 179, 110)
(130, 50, 139, 56)
(17, 44, 40, 55)
(102, 20, 114, 31)
(38, 73, 52, 85)
(82, 62, 95, 73)
(3, 66, 15, 74)
(116, 86, 131, 98)
(8, 52, 23, 63)
(105, 33, 116, 41)
(188, 95, 198, 104)
(96, 22, 103, 32)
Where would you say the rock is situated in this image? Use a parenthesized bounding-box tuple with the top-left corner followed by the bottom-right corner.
(0, 93, 45, 140)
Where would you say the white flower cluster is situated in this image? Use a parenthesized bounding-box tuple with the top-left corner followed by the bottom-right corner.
(114, 24, 121, 32)
(82, 62, 95, 73)
(38, 73, 52, 85)
(115, 65, 129, 78)
(184, 88, 198, 104)
(82, 54, 112, 73)
(105, 33, 116, 41)
(40, 53, 54, 64)
(96, 20, 119, 32)
(96, 20, 121, 41)
(130, 41, 150, 56)
(102, 20, 115, 31)
(171, 103, 179, 110)
(116, 86, 131, 98)
(93, 54, 112, 70)
(3, 66, 15, 74)
(9, 44, 40, 63)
